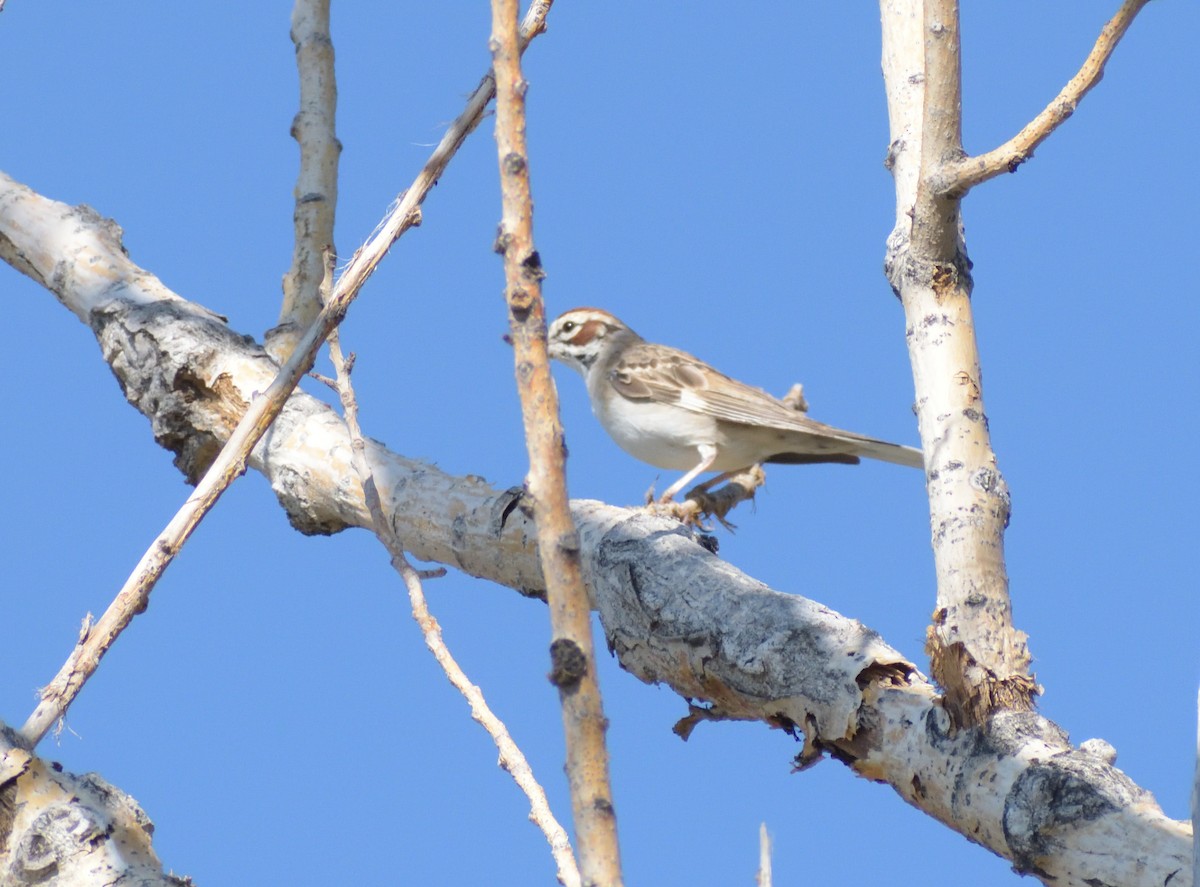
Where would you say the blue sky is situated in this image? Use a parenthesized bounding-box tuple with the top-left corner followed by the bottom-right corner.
(1, 2, 1196, 884)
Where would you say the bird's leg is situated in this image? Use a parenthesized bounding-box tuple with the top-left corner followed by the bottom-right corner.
(649, 462, 767, 528)
(659, 445, 719, 503)
(681, 465, 767, 527)
(692, 466, 754, 495)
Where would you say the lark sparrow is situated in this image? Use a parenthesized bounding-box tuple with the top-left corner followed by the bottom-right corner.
(547, 307, 924, 502)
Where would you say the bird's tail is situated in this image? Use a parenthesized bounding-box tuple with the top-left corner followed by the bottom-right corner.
(845, 437, 925, 469)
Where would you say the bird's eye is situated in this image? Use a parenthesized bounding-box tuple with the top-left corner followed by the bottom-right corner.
(561, 321, 576, 334)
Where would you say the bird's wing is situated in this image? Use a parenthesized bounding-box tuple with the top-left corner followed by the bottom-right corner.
(607, 342, 924, 468)
(608, 343, 844, 434)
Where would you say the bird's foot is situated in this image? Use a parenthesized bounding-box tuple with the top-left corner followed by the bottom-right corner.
(644, 465, 766, 530)
(685, 465, 765, 529)
(643, 483, 709, 527)
(645, 498, 710, 528)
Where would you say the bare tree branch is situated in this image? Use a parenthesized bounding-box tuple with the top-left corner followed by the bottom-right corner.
(0, 722, 181, 885)
(270, 0, 341, 361)
(489, 0, 623, 882)
(881, 0, 1036, 726)
(936, 0, 1152, 196)
(347, 0, 553, 286)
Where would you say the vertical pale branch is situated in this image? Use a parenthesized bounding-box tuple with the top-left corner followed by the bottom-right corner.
(881, 0, 1152, 726)
(489, 1, 624, 884)
(270, 0, 340, 362)
(880, 0, 1035, 726)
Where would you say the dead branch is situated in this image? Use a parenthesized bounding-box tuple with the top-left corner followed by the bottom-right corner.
(937, 0, 1152, 196)
(489, 0, 623, 882)
(270, 0, 341, 361)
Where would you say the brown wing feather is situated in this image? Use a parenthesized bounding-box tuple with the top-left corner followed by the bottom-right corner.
(610, 343, 849, 435)
(607, 342, 924, 469)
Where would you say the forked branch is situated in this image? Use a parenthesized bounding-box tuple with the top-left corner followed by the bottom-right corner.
(882, 0, 1036, 727)
(935, 0, 1152, 196)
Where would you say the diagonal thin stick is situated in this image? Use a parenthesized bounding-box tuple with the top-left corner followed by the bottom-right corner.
(490, 0, 623, 884)
(17, 0, 556, 749)
(322, 277, 579, 887)
(937, 0, 1151, 195)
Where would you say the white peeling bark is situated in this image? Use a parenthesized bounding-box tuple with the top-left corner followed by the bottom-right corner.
(0, 172, 1192, 885)
(271, 0, 340, 362)
(0, 727, 180, 886)
(880, 0, 1036, 725)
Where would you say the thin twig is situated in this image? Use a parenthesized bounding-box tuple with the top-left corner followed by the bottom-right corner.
(937, 0, 1151, 195)
(17, 0, 557, 748)
(347, 0, 552, 283)
(323, 268, 580, 887)
(490, 0, 623, 884)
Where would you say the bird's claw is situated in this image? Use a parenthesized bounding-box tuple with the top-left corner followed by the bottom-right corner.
(645, 498, 711, 528)
(642, 465, 766, 530)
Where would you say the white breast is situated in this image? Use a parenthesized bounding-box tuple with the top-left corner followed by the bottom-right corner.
(592, 392, 717, 470)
